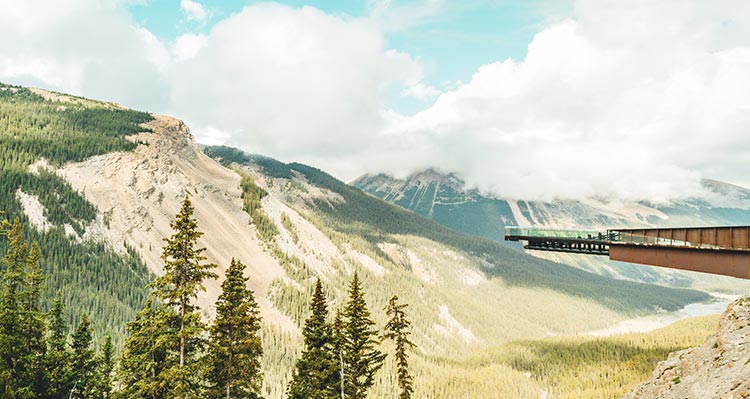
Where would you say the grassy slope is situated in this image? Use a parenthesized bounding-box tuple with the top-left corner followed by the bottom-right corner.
(0, 83, 152, 344)
(419, 314, 720, 398)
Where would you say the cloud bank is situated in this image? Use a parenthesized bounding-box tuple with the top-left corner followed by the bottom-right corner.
(168, 3, 422, 160)
(378, 0, 750, 201)
(0, 0, 170, 111)
(2, 0, 750, 202)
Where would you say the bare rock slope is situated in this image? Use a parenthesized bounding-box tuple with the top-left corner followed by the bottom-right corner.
(59, 114, 295, 331)
(623, 297, 750, 399)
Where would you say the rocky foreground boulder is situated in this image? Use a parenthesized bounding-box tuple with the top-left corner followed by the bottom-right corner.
(623, 297, 750, 399)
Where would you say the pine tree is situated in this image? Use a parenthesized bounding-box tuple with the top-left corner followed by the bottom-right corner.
(45, 293, 71, 399)
(287, 279, 339, 399)
(383, 296, 415, 399)
(117, 297, 172, 399)
(91, 335, 114, 398)
(341, 273, 385, 399)
(206, 258, 263, 399)
(69, 315, 96, 399)
(0, 218, 33, 398)
(22, 243, 46, 396)
(151, 195, 217, 399)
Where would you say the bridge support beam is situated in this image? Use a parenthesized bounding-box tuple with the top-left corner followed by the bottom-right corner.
(609, 244, 750, 279)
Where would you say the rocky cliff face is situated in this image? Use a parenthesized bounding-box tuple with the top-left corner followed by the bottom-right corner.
(58, 114, 295, 330)
(623, 297, 750, 399)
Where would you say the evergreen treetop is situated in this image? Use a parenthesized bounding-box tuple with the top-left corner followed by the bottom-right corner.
(287, 279, 339, 399)
(384, 295, 415, 399)
(153, 195, 218, 312)
(207, 258, 263, 399)
(151, 195, 217, 399)
(116, 297, 172, 399)
(45, 292, 71, 399)
(69, 314, 95, 399)
(341, 273, 385, 399)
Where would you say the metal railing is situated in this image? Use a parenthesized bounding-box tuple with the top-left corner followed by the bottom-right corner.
(505, 226, 608, 241)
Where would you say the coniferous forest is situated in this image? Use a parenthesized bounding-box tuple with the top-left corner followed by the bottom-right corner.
(0, 83, 154, 344)
(0, 196, 415, 398)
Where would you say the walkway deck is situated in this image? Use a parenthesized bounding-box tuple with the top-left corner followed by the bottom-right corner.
(505, 226, 750, 279)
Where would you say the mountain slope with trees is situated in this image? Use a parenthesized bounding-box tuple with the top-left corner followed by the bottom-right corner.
(0, 82, 152, 344)
(0, 83, 721, 398)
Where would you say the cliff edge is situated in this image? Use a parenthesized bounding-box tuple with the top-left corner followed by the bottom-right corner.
(623, 297, 750, 399)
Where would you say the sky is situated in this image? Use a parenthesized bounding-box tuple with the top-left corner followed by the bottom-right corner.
(2, 0, 750, 202)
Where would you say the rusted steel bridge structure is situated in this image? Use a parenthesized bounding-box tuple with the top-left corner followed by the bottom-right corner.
(504, 226, 750, 279)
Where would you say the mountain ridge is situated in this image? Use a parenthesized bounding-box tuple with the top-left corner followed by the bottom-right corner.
(354, 168, 750, 291)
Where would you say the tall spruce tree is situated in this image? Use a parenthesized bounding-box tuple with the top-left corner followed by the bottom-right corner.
(383, 296, 415, 399)
(117, 297, 172, 399)
(21, 243, 46, 397)
(91, 335, 114, 398)
(287, 279, 339, 399)
(341, 273, 385, 399)
(0, 219, 28, 398)
(152, 195, 218, 399)
(22, 244, 46, 354)
(0, 218, 46, 398)
(69, 315, 96, 399)
(206, 258, 263, 399)
(46, 293, 71, 399)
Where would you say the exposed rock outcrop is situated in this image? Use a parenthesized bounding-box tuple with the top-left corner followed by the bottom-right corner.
(58, 114, 296, 332)
(623, 297, 750, 399)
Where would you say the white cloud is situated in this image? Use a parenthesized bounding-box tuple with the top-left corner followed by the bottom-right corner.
(167, 3, 422, 169)
(180, 0, 207, 22)
(3, 0, 750, 203)
(172, 33, 208, 60)
(0, 0, 169, 111)
(401, 83, 441, 100)
(0, 0, 425, 179)
(372, 0, 750, 202)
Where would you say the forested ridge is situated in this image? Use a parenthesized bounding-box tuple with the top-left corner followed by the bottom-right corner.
(0, 197, 415, 399)
(0, 82, 153, 343)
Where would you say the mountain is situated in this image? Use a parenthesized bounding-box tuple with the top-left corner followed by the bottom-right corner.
(353, 170, 750, 291)
(623, 297, 750, 399)
(352, 169, 517, 242)
(0, 82, 712, 398)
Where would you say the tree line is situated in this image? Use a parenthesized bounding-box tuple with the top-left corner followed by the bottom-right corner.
(0, 196, 415, 398)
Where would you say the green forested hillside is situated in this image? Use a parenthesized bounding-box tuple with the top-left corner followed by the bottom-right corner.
(200, 146, 720, 398)
(202, 146, 709, 315)
(285, 162, 709, 314)
(0, 82, 152, 343)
